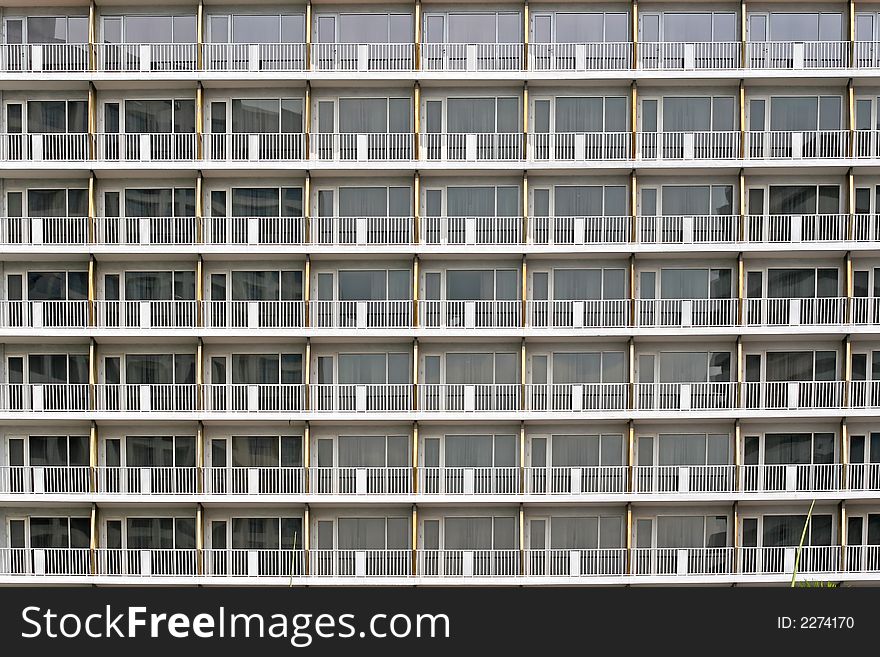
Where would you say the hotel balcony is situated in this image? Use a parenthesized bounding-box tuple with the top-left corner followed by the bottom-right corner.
(11, 39, 880, 75)
(0, 381, 878, 416)
(2, 546, 878, 583)
(3, 463, 880, 499)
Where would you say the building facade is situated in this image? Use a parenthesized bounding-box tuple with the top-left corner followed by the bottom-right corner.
(0, 0, 879, 585)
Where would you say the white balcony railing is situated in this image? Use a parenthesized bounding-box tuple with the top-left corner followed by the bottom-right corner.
(202, 215, 305, 245)
(418, 384, 520, 412)
(527, 215, 632, 245)
(740, 463, 841, 492)
(0, 383, 90, 412)
(0, 216, 88, 245)
(96, 549, 199, 576)
(526, 299, 630, 328)
(202, 300, 304, 329)
(634, 382, 737, 411)
(204, 467, 305, 495)
(846, 463, 880, 491)
(528, 42, 632, 71)
(309, 384, 412, 413)
(637, 131, 741, 160)
(96, 466, 199, 494)
(746, 130, 850, 159)
(845, 545, 880, 572)
(637, 214, 740, 244)
(744, 297, 847, 326)
(203, 549, 304, 577)
(203, 384, 305, 413)
(633, 465, 736, 493)
(310, 43, 414, 71)
(312, 549, 412, 577)
(743, 381, 845, 410)
(94, 215, 199, 245)
(638, 41, 741, 70)
(95, 300, 198, 329)
(310, 466, 412, 494)
(0, 465, 91, 494)
(419, 467, 519, 494)
(1, 43, 90, 72)
(525, 548, 627, 576)
(848, 380, 880, 409)
(418, 300, 521, 328)
(420, 42, 523, 71)
(636, 298, 737, 328)
(95, 132, 198, 161)
(524, 466, 628, 495)
(0, 300, 89, 328)
(528, 132, 630, 161)
(739, 546, 840, 575)
(524, 383, 628, 412)
(0, 133, 90, 161)
(310, 132, 413, 161)
(421, 216, 522, 245)
(94, 384, 198, 412)
(0, 548, 91, 576)
(745, 41, 849, 69)
(202, 43, 305, 72)
(95, 43, 198, 72)
(309, 300, 412, 329)
(419, 549, 519, 577)
(311, 215, 413, 245)
(743, 214, 853, 242)
(632, 547, 735, 576)
(419, 132, 522, 161)
(204, 132, 305, 161)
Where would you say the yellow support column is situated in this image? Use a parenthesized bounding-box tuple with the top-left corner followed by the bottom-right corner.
(630, 170, 637, 241)
(89, 336, 97, 411)
(737, 252, 744, 325)
(196, 338, 204, 411)
(521, 256, 527, 328)
(625, 502, 633, 574)
(739, 81, 745, 158)
(305, 1, 312, 70)
(736, 336, 743, 408)
(304, 421, 311, 493)
(413, 338, 419, 411)
(844, 335, 852, 408)
(632, 0, 638, 69)
(849, 0, 856, 66)
(196, 83, 204, 160)
(523, 0, 529, 69)
(89, 421, 98, 493)
(848, 79, 855, 158)
(415, 0, 422, 70)
(628, 254, 636, 327)
(196, 503, 204, 575)
(304, 170, 311, 244)
(304, 504, 311, 575)
(88, 0, 97, 71)
(304, 338, 311, 411)
(414, 83, 420, 161)
(87, 253, 96, 326)
(628, 338, 635, 410)
(733, 501, 740, 573)
(413, 255, 420, 328)
(412, 505, 418, 576)
(520, 338, 527, 411)
(90, 503, 98, 575)
(196, 254, 203, 327)
(627, 421, 634, 493)
(519, 421, 526, 494)
(734, 420, 742, 492)
(413, 171, 420, 245)
(88, 82, 97, 160)
(839, 500, 847, 572)
(88, 171, 96, 244)
(740, 0, 747, 68)
(739, 169, 746, 241)
(412, 421, 419, 493)
(845, 251, 853, 324)
(841, 418, 849, 490)
(522, 171, 528, 245)
(848, 168, 855, 241)
(304, 254, 311, 327)
(522, 83, 528, 158)
(630, 84, 638, 159)
(197, 0, 204, 70)
(305, 83, 311, 159)
(197, 421, 204, 494)
(519, 503, 525, 576)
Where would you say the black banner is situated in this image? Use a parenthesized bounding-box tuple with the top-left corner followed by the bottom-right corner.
(0, 586, 873, 655)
